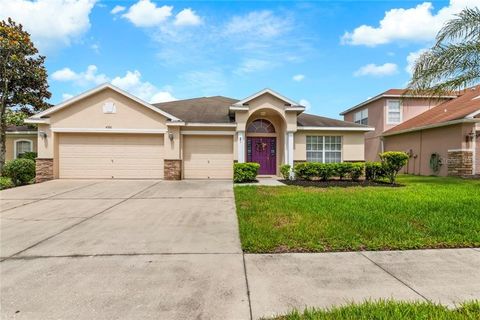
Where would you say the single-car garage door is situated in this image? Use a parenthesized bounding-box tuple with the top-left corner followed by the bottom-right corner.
(59, 133, 164, 179)
(183, 135, 233, 179)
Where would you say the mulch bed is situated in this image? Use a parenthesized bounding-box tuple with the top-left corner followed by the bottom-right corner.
(280, 179, 402, 188)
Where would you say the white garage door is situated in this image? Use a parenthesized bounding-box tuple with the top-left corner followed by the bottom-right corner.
(183, 135, 233, 179)
(59, 133, 164, 179)
(476, 131, 479, 175)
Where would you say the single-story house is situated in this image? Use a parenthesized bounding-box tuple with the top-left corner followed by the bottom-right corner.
(25, 84, 372, 182)
(5, 125, 38, 161)
(383, 86, 480, 176)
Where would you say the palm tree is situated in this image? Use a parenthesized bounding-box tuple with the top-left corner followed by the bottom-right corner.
(408, 7, 480, 95)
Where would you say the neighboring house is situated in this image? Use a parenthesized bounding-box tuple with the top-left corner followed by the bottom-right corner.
(25, 84, 372, 182)
(5, 125, 38, 161)
(341, 89, 454, 161)
(342, 87, 480, 176)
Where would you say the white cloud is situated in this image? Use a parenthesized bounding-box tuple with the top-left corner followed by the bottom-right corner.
(235, 59, 274, 75)
(51, 65, 108, 85)
(122, 0, 172, 27)
(406, 48, 429, 74)
(0, 0, 96, 51)
(174, 8, 202, 26)
(52, 65, 175, 103)
(111, 70, 175, 103)
(62, 93, 74, 101)
(110, 5, 125, 14)
(354, 63, 399, 77)
(293, 74, 305, 82)
(224, 10, 292, 38)
(299, 99, 311, 110)
(180, 70, 227, 96)
(342, 0, 479, 46)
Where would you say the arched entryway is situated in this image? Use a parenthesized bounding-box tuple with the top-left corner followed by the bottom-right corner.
(246, 119, 277, 175)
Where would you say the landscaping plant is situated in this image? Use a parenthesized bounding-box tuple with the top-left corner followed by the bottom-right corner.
(0, 176, 14, 189)
(233, 162, 260, 183)
(379, 151, 409, 184)
(348, 162, 364, 181)
(18, 151, 37, 161)
(2, 158, 35, 186)
(280, 164, 291, 180)
(365, 161, 386, 181)
(333, 163, 352, 180)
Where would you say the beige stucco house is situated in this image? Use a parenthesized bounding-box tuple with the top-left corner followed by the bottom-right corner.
(5, 126, 38, 161)
(342, 87, 480, 176)
(25, 84, 372, 182)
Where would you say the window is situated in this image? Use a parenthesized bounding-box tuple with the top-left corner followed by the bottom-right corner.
(247, 119, 275, 133)
(354, 109, 368, 125)
(15, 140, 32, 158)
(387, 100, 402, 124)
(306, 136, 342, 163)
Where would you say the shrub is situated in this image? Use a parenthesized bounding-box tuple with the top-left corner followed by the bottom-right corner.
(18, 151, 37, 161)
(0, 177, 14, 190)
(234, 162, 260, 183)
(294, 162, 317, 180)
(349, 162, 364, 181)
(334, 163, 353, 180)
(280, 164, 291, 180)
(317, 163, 335, 181)
(2, 158, 36, 186)
(379, 151, 409, 184)
(365, 162, 386, 181)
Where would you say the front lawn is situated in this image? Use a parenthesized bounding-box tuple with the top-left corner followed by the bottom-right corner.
(234, 175, 480, 253)
(269, 300, 480, 320)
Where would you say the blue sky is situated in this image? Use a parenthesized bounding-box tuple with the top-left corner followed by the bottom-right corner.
(1, 0, 476, 119)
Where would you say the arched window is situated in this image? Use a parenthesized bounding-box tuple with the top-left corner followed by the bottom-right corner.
(247, 119, 275, 133)
(15, 140, 33, 159)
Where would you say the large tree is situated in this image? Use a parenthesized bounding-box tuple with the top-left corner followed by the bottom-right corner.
(408, 7, 480, 94)
(0, 18, 51, 170)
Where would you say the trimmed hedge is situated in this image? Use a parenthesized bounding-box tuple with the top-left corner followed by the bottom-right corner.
(234, 162, 260, 183)
(380, 151, 409, 184)
(280, 164, 291, 180)
(2, 158, 36, 186)
(18, 151, 37, 161)
(0, 177, 14, 190)
(365, 161, 387, 181)
(294, 162, 365, 181)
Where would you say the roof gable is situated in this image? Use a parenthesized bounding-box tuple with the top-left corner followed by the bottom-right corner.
(232, 88, 304, 108)
(27, 83, 181, 122)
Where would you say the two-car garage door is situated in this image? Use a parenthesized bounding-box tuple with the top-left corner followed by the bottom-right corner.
(58, 133, 232, 179)
(59, 133, 164, 179)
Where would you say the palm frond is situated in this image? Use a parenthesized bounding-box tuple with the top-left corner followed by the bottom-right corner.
(436, 7, 480, 43)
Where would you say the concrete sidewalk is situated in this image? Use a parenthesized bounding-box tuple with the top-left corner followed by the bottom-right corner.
(245, 248, 480, 319)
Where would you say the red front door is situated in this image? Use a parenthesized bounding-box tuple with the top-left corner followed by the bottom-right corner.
(247, 137, 276, 175)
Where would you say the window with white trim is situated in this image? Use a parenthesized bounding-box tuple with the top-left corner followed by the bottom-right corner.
(306, 136, 342, 163)
(15, 140, 33, 158)
(354, 109, 368, 125)
(387, 100, 402, 124)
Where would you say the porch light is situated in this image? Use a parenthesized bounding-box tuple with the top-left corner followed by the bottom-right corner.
(168, 132, 174, 141)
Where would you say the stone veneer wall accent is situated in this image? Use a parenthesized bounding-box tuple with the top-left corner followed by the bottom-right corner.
(36, 158, 54, 183)
(164, 159, 182, 180)
(447, 150, 473, 176)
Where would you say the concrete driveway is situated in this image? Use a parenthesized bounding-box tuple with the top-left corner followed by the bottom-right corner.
(1, 180, 250, 320)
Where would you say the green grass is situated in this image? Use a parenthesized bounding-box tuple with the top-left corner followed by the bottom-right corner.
(268, 300, 480, 320)
(234, 175, 480, 253)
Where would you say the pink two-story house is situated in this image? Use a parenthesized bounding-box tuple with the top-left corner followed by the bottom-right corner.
(341, 88, 480, 176)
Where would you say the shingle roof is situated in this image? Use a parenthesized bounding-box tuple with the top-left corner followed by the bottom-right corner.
(154, 96, 367, 128)
(6, 125, 37, 132)
(154, 96, 238, 123)
(297, 113, 369, 128)
(384, 86, 480, 135)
